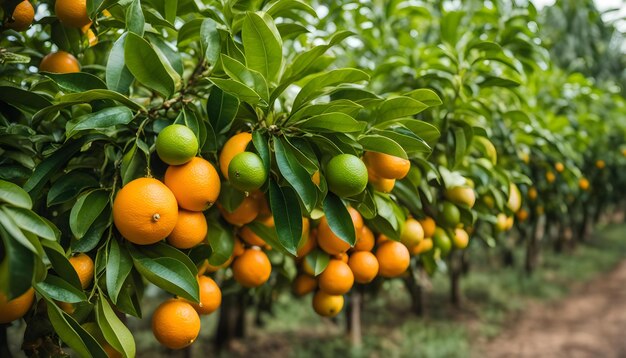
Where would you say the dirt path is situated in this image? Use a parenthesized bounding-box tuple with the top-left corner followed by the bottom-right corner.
(481, 260, 626, 358)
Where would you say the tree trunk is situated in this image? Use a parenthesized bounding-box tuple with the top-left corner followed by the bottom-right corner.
(214, 293, 246, 352)
(347, 289, 362, 349)
(403, 269, 424, 316)
(0, 324, 11, 358)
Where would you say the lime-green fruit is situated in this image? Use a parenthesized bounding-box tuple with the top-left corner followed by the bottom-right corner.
(326, 154, 368, 197)
(228, 152, 267, 192)
(432, 228, 452, 256)
(156, 124, 199, 165)
(441, 201, 461, 227)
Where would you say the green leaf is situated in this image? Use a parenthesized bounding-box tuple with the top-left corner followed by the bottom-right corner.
(207, 86, 240, 134)
(3, 206, 56, 240)
(479, 75, 521, 88)
(0, 208, 39, 254)
(273, 138, 317, 212)
(371, 128, 431, 154)
(106, 33, 134, 95)
(106, 240, 133, 303)
(208, 78, 265, 105)
(69, 189, 109, 239)
(137, 242, 197, 275)
(0, 179, 32, 209)
(252, 131, 270, 175)
(375, 97, 428, 123)
(391, 119, 441, 147)
(295, 112, 365, 133)
(241, 11, 283, 83)
(441, 11, 464, 45)
(0, 86, 51, 114)
(66, 106, 134, 138)
(126, 0, 145, 35)
(47, 171, 99, 206)
(35, 275, 86, 303)
(42, 241, 83, 290)
(124, 32, 177, 97)
(96, 296, 136, 358)
(322, 193, 356, 246)
(44, 72, 107, 93)
(130, 247, 200, 302)
(265, 0, 317, 18)
(292, 68, 369, 111)
(221, 54, 269, 102)
(269, 180, 301, 255)
(358, 134, 407, 159)
(0, 226, 35, 297)
(404, 89, 443, 107)
(200, 18, 221, 64)
(41, 297, 109, 358)
(120, 142, 147, 186)
(206, 221, 234, 266)
(304, 249, 329, 275)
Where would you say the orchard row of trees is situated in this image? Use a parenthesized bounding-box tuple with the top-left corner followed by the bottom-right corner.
(0, 0, 625, 356)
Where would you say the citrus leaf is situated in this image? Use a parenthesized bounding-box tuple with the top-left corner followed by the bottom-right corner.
(269, 180, 301, 255)
(35, 275, 86, 303)
(124, 32, 176, 97)
(207, 86, 240, 135)
(66, 106, 133, 138)
(69, 189, 109, 239)
(241, 11, 283, 83)
(322, 193, 356, 246)
(3, 206, 56, 240)
(106, 33, 134, 95)
(106, 240, 133, 303)
(274, 138, 317, 212)
(0, 179, 32, 209)
(96, 296, 136, 358)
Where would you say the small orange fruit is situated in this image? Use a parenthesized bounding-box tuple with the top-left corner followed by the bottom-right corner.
(152, 299, 200, 350)
(579, 178, 590, 191)
(334, 253, 349, 263)
(596, 160, 605, 169)
(347, 207, 364, 231)
(376, 241, 410, 278)
(409, 238, 433, 255)
(233, 238, 245, 256)
(353, 225, 375, 251)
(239, 225, 267, 247)
(219, 132, 252, 178)
(167, 210, 207, 249)
(220, 196, 260, 226)
(528, 187, 538, 201)
(348, 251, 379, 284)
(296, 218, 314, 257)
(317, 216, 351, 255)
(311, 171, 321, 186)
(0, 288, 35, 323)
(164, 157, 221, 211)
(55, 0, 91, 28)
(39, 51, 80, 73)
(452, 228, 469, 249)
(293, 274, 317, 296)
(318, 259, 354, 295)
(376, 233, 390, 245)
(69, 253, 94, 289)
(516, 209, 529, 222)
(554, 162, 564, 173)
(363, 151, 410, 179)
(445, 186, 476, 208)
(5, 1, 35, 31)
(232, 248, 272, 288)
(399, 217, 424, 249)
(113, 178, 178, 245)
(546, 171, 556, 183)
(188, 276, 221, 315)
(312, 291, 343, 317)
(368, 168, 395, 193)
(418, 217, 436, 238)
(86, 29, 98, 47)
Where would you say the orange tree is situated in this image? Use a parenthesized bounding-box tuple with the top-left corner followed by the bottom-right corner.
(1, 0, 625, 356)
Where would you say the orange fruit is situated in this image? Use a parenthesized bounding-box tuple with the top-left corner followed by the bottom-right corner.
(152, 299, 200, 349)
(376, 241, 410, 278)
(233, 238, 245, 256)
(445, 186, 476, 208)
(86, 29, 98, 47)
(452, 228, 469, 249)
(56, 301, 75, 314)
(546, 171, 556, 183)
(595, 160, 605, 169)
(418, 217, 436, 238)
(232, 248, 272, 288)
(219, 132, 252, 178)
(239, 225, 267, 247)
(317, 216, 351, 255)
(164, 157, 221, 211)
(55, 0, 91, 28)
(312, 291, 343, 317)
(495, 213, 509, 232)
(5, 1, 34, 31)
(579, 178, 590, 191)
(220, 196, 260, 226)
(69, 253, 94, 289)
(39, 51, 80, 73)
(347, 207, 364, 231)
(516, 209, 529, 222)
(376, 233, 390, 245)
(0, 288, 35, 323)
(188, 276, 221, 315)
(311, 171, 321, 186)
(363, 151, 410, 179)
(296, 218, 313, 256)
(353, 225, 375, 251)
(253, 191, 271, 217)
(113, 178, 178, 245)
(318, 259, 354, 295)
(198, 255, 233, 275)
(554, 162, 564, 173)
(409, 238, 433, 256)
(399, 217, 424, 249)
(528, 187, 538, 201)
(167, 210, 207, 249)
(293, 274, 317, 296)
(334, 253, 349, 263)
(368, 168, 395, 193)
(348, 251, 379, 284)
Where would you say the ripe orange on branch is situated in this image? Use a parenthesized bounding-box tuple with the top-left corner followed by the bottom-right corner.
(0, 288, 35, 324)
(232, 248, 272, 288)
(363, 151, 410, 179)
(39, 51, 81, 73)
(113, 178, 178, 245)
(164, 157, 221, 211)
(219, 132, 252, 178)
(69, 253, 94, 289)
(4, 1, 34, 31)
(152, 299, 201, 350)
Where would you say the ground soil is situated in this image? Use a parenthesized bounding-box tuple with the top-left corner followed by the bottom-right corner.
(480, 261, 626, 358)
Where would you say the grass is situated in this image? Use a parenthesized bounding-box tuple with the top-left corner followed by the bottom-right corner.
(240, 223, 626, 358)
